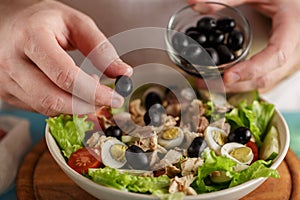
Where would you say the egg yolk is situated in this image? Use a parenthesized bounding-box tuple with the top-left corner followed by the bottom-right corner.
(162, 128, 179, 140)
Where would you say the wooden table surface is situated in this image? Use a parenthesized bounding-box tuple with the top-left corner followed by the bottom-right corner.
(16, 139, 300, 200)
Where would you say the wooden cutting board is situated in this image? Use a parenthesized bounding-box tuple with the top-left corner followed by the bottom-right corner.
(16, 139, 300, 200)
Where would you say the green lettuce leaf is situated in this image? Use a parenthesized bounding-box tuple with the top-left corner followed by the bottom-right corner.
(88, 167, 170, 195)
(204, 101, 223, 121)
(192, 149, 279, 194)
(252, 101, 275, 139)
(192, 148, 236, 193)
(226, 100, 275, 147)
(47, 114, 93, 158)
(229, 160, 280, 187)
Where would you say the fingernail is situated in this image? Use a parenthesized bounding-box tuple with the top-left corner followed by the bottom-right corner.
(226, 72, 240, 84)
(125, 66, 133, 76)
(115, 59, 133, 76)
(111, 93, 124, 108)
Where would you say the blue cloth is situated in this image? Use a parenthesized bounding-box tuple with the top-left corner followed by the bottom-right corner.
(0, 110, 47, 200)
(0, 110, 299, 200)
(282, 112, 300, 157)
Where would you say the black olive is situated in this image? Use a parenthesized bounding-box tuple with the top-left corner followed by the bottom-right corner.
(182, 44, 216, 66)
(205, 47, 219, 65)
(227, 127, 252, 144)
(174, 16, 245, 70)
(171, 32, 190, 53)
(143, 112, 151, 126)
(181, 44, 204, 64)
(217, 17, 236, 33)
(185, 27, 200, 40)
(196, 32, 207, 46)
(105, 125, 122, 140)
(115, 75, 133, 97)
(125, 145, 149, 170)
(180, 87, 196, 102)
(145, 92, 162, 110)
(164, 86, 179, 105)
(227, 30, 244, 51)
(144, 103, 165, 126)
(216, 45, 235, 64)
(186, 32, 200, 42)
(187, 137, 207, 158)
(207, 30, 225, 46)
(186, 27, 208, 47)
(197, 17, 217, 31)
(185, 27, 199, 35)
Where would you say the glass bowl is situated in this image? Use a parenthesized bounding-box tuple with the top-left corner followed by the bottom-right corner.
(165, 2, 252, 78)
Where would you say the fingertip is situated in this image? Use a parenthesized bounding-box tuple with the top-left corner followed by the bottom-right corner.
(95, 85, 124, 108)
(111, 92, 124, 108)
(223, 61, 247, 84)
(105, 58, 133, 78)
(223, 71, 240, 84)
(124, 65, 133, 76)
(118, 60, 133, 77)
(187, 0, 198, 4)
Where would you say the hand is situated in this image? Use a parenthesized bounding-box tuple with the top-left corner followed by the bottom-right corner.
(189, 0, 300, 93)
(0, 0, 132, 116)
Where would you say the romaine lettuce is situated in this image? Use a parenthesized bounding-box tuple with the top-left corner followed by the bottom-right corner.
(192, 149, 279, 193)
(226, 100, 275, 147)
(88, 167, 170, 195)
(192, 148, 236, 193)
(229, 160, 280, 187)
(47, 114, 93, 158)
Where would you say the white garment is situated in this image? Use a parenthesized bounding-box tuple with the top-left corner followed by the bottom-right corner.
(262, 71, 300, 112)
(59, 0, 298, 112)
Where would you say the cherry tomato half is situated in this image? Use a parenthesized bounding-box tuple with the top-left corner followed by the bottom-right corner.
(246, 141, 259, 163)
(96, 106, 113, 119)
(96, 106, 114, 131)
(67, 147, 101, 174)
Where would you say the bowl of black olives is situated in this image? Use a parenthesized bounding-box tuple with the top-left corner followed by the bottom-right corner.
(165, 2, 252, 78)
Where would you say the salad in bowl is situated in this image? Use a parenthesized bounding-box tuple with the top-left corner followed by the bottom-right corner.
(46, 82, 289, 200)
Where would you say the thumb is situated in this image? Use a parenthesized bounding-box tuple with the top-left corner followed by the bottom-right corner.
(188, 0, 251, 7)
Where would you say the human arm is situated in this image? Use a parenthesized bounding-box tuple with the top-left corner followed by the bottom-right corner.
(0, 0, 132, 116)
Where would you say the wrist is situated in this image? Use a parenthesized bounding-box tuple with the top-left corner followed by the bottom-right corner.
(0, 0, 43, 16)
(0, 0, 45, 26)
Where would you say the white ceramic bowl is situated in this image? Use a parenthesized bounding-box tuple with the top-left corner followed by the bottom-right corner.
(46, 66, 289, 200)
(45, 106, 289, 200)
